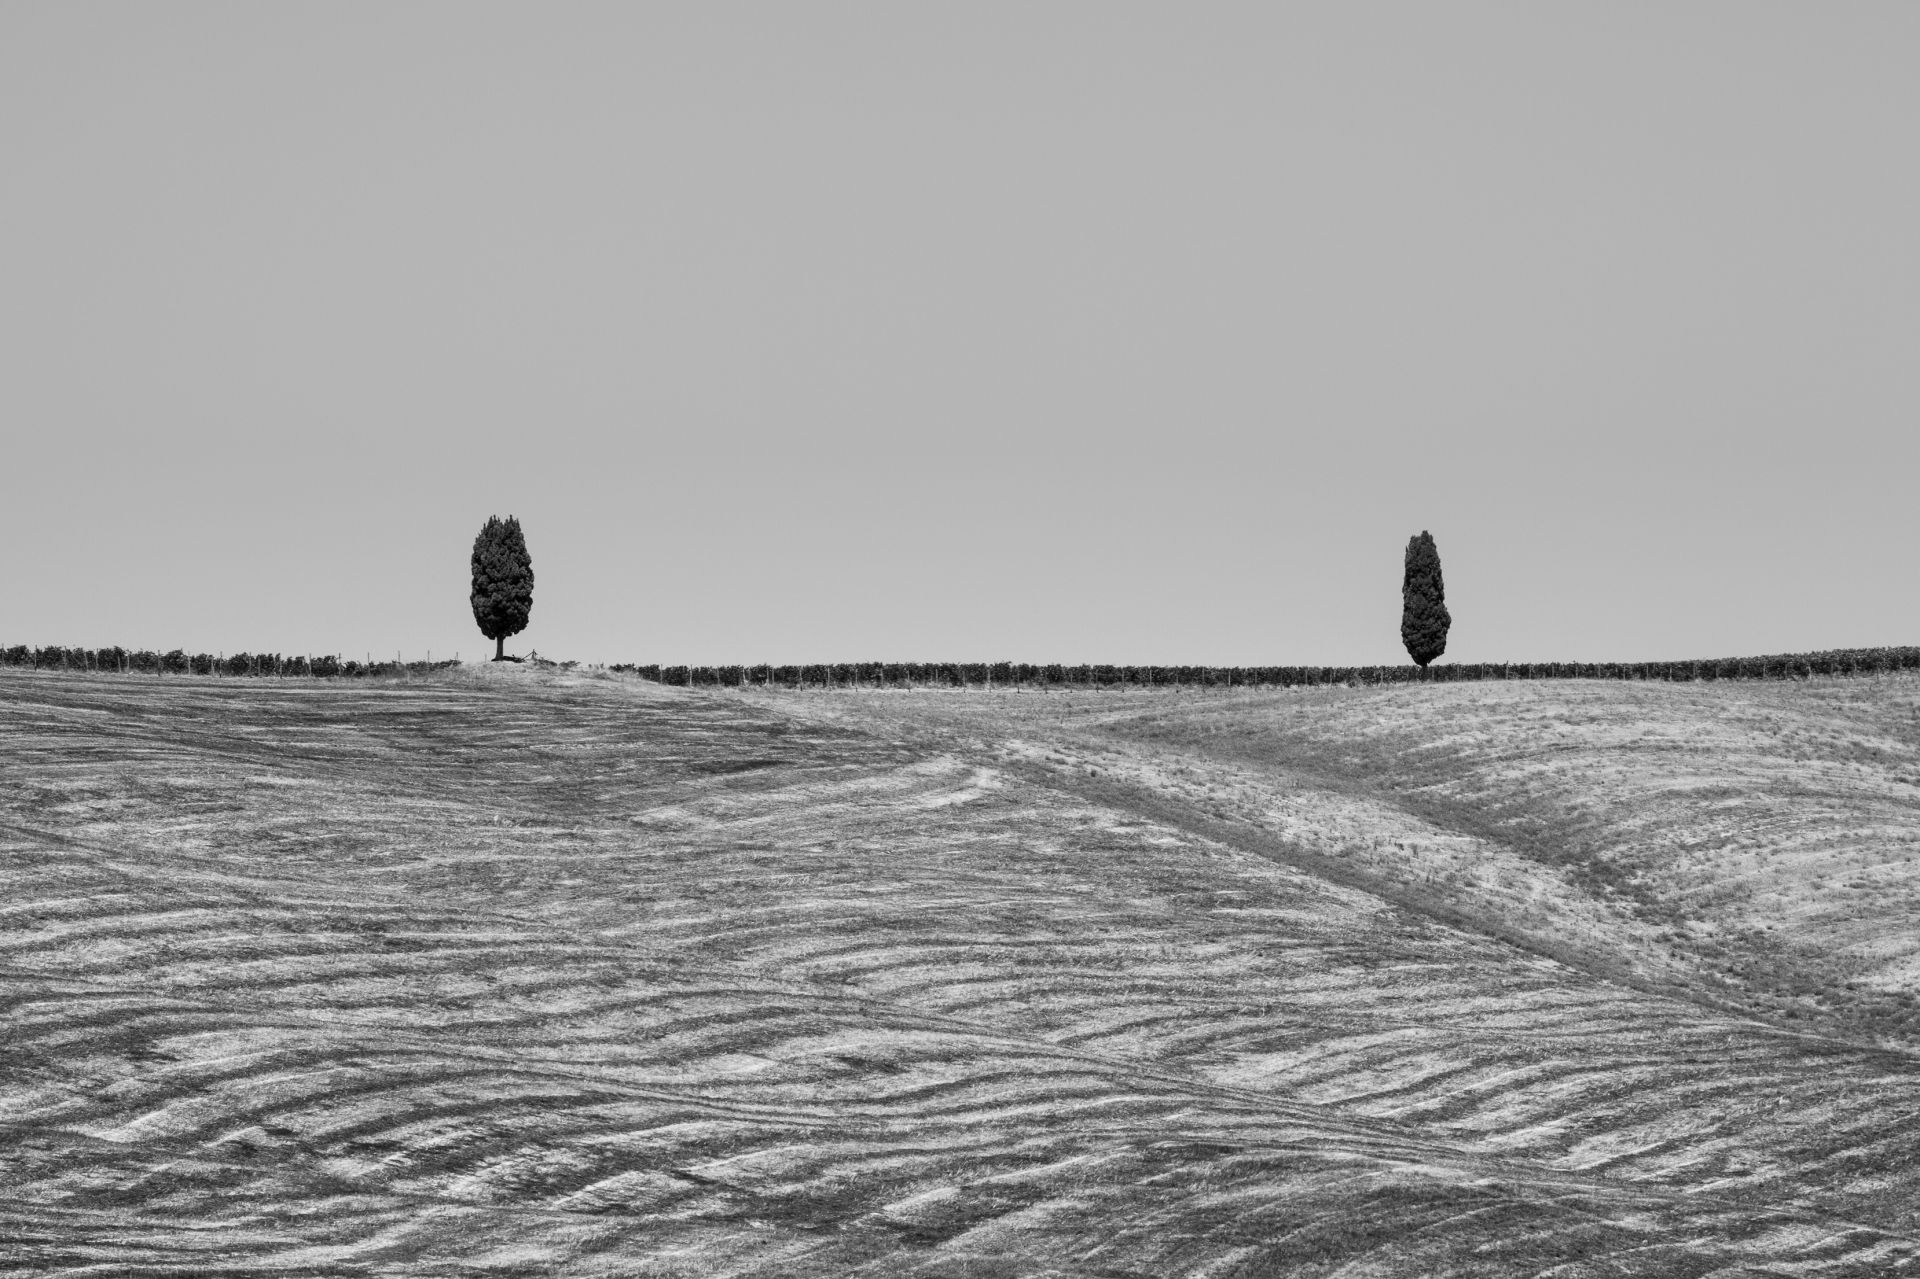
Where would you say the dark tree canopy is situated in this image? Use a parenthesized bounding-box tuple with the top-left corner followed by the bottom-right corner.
(471, 515, 533, 660)
(1400, 530, 1450, 668)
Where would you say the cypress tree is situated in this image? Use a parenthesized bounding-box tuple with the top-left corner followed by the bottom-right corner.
(1400, 530, 1450, 667)
(471, 515, 534, 661)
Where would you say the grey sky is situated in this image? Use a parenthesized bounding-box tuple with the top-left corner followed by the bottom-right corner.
(3, 4, 1915, 666)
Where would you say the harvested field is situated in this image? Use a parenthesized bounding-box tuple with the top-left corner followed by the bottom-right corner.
(5, 666, 1920, 1275)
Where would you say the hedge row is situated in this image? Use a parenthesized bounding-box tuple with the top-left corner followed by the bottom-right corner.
(609, 646, 1920, 689)
(0, 647, 460, 679)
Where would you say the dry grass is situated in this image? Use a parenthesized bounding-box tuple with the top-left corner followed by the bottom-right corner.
(4, 666, 1920, 1275)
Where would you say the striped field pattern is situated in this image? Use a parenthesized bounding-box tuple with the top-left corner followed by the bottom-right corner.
(4, 666, 1920, 1275)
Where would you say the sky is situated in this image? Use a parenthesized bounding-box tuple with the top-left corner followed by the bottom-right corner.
(3, 4, 1916, 667)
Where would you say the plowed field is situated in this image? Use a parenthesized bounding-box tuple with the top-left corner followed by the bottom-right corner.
(6, 667, 1920, 1276)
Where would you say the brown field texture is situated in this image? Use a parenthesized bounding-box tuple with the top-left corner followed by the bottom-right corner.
(5, 665, 1920, 1276)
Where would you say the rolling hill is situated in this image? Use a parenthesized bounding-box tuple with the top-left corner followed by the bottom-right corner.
(5, 665, 1920, 1276)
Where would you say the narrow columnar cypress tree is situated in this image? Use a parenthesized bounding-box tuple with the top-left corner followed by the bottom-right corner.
(471, 515, 534, 661)
(1400, 530, 1450, 667)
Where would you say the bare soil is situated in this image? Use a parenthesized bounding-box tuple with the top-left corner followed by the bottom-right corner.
(5, 666, 1920, 1275)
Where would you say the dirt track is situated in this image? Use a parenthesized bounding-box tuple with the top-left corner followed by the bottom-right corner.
(5, 667, 1920, 1275)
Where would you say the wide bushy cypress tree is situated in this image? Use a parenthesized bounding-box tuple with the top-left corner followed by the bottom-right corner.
(1400, 530, 1450, 667)
(471, 515, 534, 661)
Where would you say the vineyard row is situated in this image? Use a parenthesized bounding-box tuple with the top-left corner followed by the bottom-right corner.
(0, 647, 459, 679)
(610, 648, 1920, 688)
(6, 645, 1917, 688)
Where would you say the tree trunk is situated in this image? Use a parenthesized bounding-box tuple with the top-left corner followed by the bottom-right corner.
(495, 635, 505, 661)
